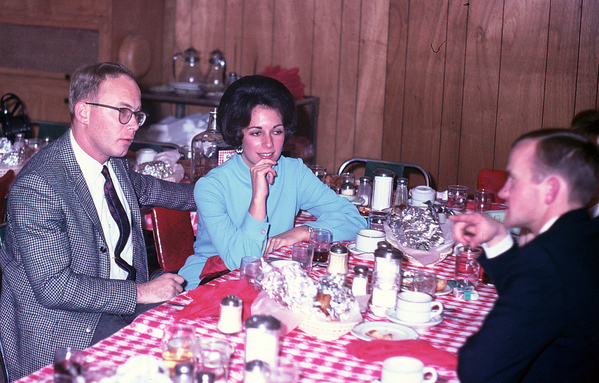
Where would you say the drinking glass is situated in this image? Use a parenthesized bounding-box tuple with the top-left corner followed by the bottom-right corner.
(270, 357, 300, 383)
(454, 245, 482, 287)
(240, 255, 262, 288)
(474, 188, 493, 213)
(368, 211, 388, 232)
(161, 324, 196, 375)
(308, 165, 327, 182)
(196, 338, 233, 383)
(291, 242, 314, 273)
(309, 228, 332, 264)
(413, 270, 436, 296)
(54, 347, 84, 383)
(447, 185, 468, 212)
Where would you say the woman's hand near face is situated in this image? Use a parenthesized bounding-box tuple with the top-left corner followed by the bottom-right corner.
(265, 225, 311, 254)
(248, 158, 278, 221)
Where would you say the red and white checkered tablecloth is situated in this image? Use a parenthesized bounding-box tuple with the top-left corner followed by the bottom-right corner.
(17, 211, 497, 383)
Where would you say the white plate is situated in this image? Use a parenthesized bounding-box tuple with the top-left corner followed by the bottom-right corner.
(435, 284, 452, 296)
(347, 243, 374, 260)
(351, 321, 418, 341)
(340, 194, 365, 205)
(269, 259, 299, 268)
(385, 308, 443, 328)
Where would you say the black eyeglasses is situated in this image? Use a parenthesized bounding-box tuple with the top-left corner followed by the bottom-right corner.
(86, 102, 147, 126)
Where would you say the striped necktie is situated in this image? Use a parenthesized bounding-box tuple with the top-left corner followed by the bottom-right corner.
(101, 165, 136, 281)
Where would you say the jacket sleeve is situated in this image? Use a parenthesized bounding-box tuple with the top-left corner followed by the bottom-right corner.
(297, 165, 367, 241)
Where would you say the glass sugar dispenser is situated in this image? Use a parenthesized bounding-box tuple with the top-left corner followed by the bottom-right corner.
(370, 242, 403, 317)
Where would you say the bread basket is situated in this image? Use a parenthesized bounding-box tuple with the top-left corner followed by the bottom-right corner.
(298, 317, 360, 341)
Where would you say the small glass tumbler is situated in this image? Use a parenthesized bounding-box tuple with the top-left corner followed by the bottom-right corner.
(54, 347, 84, 383)
(291, 242, 314, 273)
(368, 211, 388, 232)
(413, 270, 436, 296)
(309, 228, 332, 264)
(270, 357, 300, 383)
(454, 245, 482, 287)
(308, 164, 327, 182)
(161, 324, 197, 376)
(240, 255, 262, 289)
(447, 185, 468, 212)
(474, 188, 493, 213)
(196, 338, 233, 383)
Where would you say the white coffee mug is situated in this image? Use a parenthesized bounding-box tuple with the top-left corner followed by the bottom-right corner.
(395, 291, 443, 323)
(355, 229, 385, 253)
(382, 356, 438, 383)
(410, 186, 436, 207)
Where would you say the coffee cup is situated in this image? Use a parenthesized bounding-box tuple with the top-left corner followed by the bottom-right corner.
(355, 229, 386, 253)
(410, 186, 436, 207)
(395, 291, 443, 323)
(382, 356, 438, 383)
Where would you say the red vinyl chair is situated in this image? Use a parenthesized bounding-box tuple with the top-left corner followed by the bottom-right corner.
(150, 207, 195, 273)
(477, 169, 508, 204)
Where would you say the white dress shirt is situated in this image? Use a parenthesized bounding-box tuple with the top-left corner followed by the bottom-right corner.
(70, 131, 133, 280)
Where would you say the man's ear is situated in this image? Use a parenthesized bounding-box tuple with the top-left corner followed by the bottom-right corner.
(543, 176, 561, 205)
(73, 101, 90, 125)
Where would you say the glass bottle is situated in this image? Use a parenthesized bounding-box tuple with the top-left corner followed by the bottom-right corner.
(393, 177, 409, 210)
(356, 176, 372, 207)
(191, 109, 227, 181)
(204, 49, 226, 92)
(12, 133, 26, 153)
(340, 172, 355, 196)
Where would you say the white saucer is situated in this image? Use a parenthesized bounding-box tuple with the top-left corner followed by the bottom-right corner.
(435, 284, 452, 296)
(351, 321, 418, 341)
(269, 260, 299, 268)
(347, 243, 374, 260)
(385, 308, 443, 328)
(340, 194, 365, 206)
(169, 81, 202, 91)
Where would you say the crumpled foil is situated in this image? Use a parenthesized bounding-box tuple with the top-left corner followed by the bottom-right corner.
(0, 138, 12, 154)
(388, 205, 445, 251)
(260, 262, 355, 321)
(134, 161, 174, 179)
(316, 274, 355, 321)
(0, 150, 27, 167)
(260, 262, 318, 315)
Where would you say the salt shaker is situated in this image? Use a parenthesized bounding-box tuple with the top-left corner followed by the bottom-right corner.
(244, 360, 270, 383)
(393, 177, 409, 210)
(245, 315, 281, 368)
(371, 168, 395, 211)
(197, 371, 216, 383)
(340, 172, 356, 196)
(173, 362, 195, 383)
(217, 295, 243, 334)
(327, 243, 349, 275)
(352, 265, 369, 296)
(356, 177, 372, 207)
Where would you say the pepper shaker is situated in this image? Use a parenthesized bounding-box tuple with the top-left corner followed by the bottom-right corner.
(327, 243, 349, 275)
(217, 295, 243, 334)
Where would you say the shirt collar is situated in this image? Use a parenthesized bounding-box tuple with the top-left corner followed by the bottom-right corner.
(539, 216, 560, 234)
(70, 130, 108, 180)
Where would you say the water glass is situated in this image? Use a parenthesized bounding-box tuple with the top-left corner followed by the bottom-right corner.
(308, 164, 327, 182)
(270, 357, 300, 383)
(161, 324, 196, 375)
(454, 245, 482, 287)
(309, 228, 332, 264)
(240, 255, 262, 288)
(447, 185, 468, 212)
(413, 270, 436, 296)
(291, 242, 314, 273)
(196, 338, 233, 383)
(368, 211, 388, 232)
(474, 188, 493, 212)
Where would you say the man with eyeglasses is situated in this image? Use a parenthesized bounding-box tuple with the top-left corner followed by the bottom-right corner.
(0, 62, 196, 380)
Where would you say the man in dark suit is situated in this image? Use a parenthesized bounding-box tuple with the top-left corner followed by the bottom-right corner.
(0, 62, 196, 381)
(450, 129, 599, 382)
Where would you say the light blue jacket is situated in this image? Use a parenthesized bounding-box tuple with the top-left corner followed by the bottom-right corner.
(179, 154, 366, 289)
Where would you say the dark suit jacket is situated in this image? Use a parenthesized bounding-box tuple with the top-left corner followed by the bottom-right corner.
(458, 209, 599, 382)
(0, 131, 195, 381)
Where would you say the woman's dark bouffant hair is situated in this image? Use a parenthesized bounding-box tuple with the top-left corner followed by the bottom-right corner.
(217, 75, 297, 147)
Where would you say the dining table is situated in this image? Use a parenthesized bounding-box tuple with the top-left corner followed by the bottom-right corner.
(16, 211, 498, 383)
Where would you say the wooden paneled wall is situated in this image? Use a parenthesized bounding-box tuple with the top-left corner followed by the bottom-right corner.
(164, 0, 599, 193)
